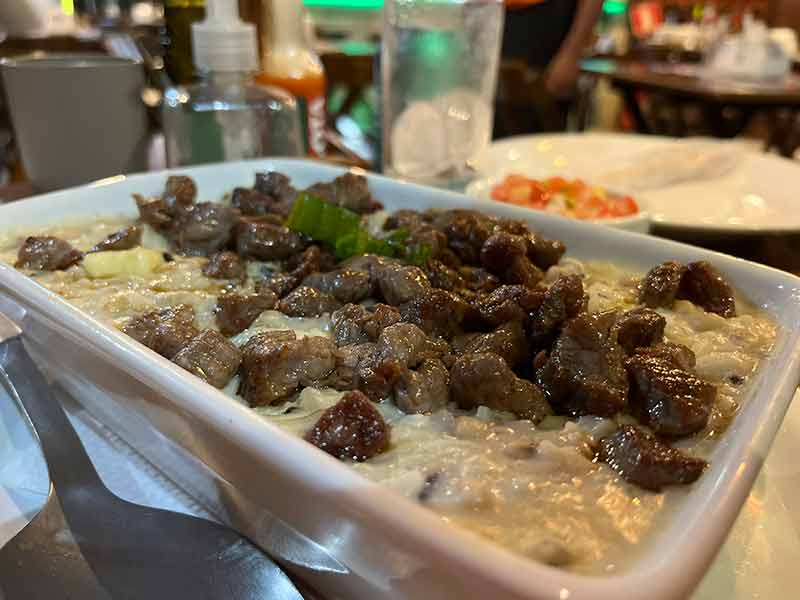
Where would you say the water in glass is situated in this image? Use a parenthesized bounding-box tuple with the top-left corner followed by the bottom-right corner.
(381, 0, 504, 187)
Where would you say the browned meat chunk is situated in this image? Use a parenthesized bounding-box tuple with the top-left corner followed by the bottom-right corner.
(90, 226, 142, 253)
(170, 203, 239, 256)
(406, 224, 449, 259)
(122, 305, 198, 359)
(399, 288, 473, 340)
(288, 244, 336, 273)
(134, 194, 173, 232)
(529, 275, 586, 350)
(523, 233, 566, 271)
(639, 261, 687, 309)
(599, 425, 707, 492)
(500, 254, 544, 288)
(383, 209, 425, 231)
(278, 286, 341, 317)
(634, 342, 696, 371)
(425, 260, 466, 292)
(344, 323, 451, 402)
(614, 308, 666, 355)
(329, 342, 379, 390)
(236, 219, 305, 261)
(376, 264, 431, 306)
(450, 352, 552, 423)
(305, 172, 379, 214)
(437, 210, 496, 265)
(257, 245, 331, 298)
(331, 303, 402, 346)
(172, 330, 242, 388)
(459, 266, 499, 293)
(452, 320, 529, 369)
(480, 232, 528, 272)
(230, 187, 273, 217)
(202, 251, 245, 280)
(164, 175, 197, 212)
(678, 261, 736, 318)
(626, 350, 716, 436)
(257, 270, 296, 298)
(340, 254, 398, 277)
(302, 269, 373, 304)
(238, 331, 335, 406)
(536, 311, 628, 417)
(15, 236, 83, 270)
(254, 171, 296, 204)
(394, 359, 450, 414)
(375, 323, 451, 368)
(473, 284, 545, 328)
(215, 290, 278, 336)
(305, 390, 390, 461)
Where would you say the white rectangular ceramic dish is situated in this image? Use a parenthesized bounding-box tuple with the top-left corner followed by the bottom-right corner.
(1, 159, 799, 600)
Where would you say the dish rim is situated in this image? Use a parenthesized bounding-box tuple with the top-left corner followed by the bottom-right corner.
(1, 158, 799, 600)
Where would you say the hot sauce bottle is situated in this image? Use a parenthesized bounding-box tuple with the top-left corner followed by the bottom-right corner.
(256, 1, 327, 157)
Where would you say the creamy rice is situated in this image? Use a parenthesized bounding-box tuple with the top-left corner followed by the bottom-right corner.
(0, 219, 778, 574)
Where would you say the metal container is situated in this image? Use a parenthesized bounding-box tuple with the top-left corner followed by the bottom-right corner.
(1, 53, 149, 192)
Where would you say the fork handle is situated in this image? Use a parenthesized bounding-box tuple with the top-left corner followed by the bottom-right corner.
(0, 337, 105, 497)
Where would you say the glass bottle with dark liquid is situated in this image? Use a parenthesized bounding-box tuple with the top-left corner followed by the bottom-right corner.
(163, 0, 206, 85)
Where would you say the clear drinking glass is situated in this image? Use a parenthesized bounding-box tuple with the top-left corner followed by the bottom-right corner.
(381, 0, 504, 187)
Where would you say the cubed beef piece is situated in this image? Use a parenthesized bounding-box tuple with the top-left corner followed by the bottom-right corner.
(202, 251, 246, 280)
(215, 290, 278, 336)
(331, 303, 402, 347)
(238, 331, 336, 406)
(172, 330, 242, 388)
(529, 275, 586, 350)
(89, 226, 142, 253)
(614, 307, 666, 355)
(16, 236, 83, 270)
(122, 305, 198, 359)
(236, 220, 305, 261)
(277, 286, 342, 318)
(393, 358, 450, 414)
(678, 261, 736, 318)
(599, 425, 707, 492)
(639, 261, 687, 309)
(302, 269, 373, 304)
(452, 320, 529, 369)
(626, 350, 716, 437)
(451, 352, 552, 423)
(536, 311, 628, 417)
(399, 288, 474, 340)
(305, 390, 390, 461)
(170, 202, 239, 256)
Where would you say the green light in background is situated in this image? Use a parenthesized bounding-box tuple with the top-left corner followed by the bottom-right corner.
(603, 0, 627, 15)
(304, 0, 383, 9)
(61, 0, 74, 16)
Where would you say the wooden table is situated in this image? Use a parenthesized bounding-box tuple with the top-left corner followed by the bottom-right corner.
(581, 58, 800, 153)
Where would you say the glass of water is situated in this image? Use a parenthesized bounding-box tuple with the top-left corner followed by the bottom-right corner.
(381, 0, 504, 188)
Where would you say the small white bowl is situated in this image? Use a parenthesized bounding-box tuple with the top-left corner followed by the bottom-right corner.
(465, 175, 651, 234)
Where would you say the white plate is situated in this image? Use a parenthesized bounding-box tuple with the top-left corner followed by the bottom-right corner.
(471, 133, 800, 234)
(464, 175, 651, 233)
(0, 159, 799, 600)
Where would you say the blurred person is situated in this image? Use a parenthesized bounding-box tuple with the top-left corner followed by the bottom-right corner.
(495, 0, 605, 136)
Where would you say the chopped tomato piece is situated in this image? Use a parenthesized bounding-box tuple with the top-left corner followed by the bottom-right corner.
(488, 174, 638, 222)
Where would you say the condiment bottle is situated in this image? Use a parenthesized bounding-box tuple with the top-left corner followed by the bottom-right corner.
(161, 0, 304, 167)
(162, 0, 206, 85)
(255, 0, 327, 157)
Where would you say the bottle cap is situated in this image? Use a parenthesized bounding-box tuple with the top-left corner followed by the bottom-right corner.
(192, 0, 258, 72)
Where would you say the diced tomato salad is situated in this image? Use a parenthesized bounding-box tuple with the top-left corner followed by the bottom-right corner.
(490, 175, 639, 220)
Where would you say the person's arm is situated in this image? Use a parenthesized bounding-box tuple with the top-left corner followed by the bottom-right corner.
(545, 0, 606, 99)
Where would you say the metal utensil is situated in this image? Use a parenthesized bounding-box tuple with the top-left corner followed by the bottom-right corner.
(0, 312, 305, 600)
